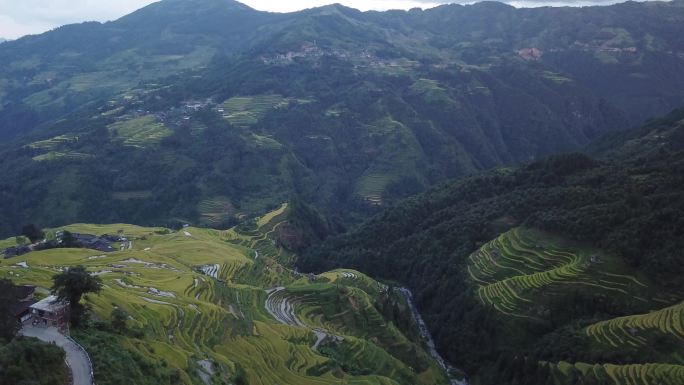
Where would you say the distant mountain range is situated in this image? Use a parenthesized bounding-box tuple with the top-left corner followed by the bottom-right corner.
(0, 0, 683, 236)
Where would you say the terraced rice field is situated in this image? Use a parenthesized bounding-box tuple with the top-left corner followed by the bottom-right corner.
(468, 228, 653, 318)
(28, 135, 79, 151)
(32, 151, 93, 162)
(197, 196, 234, 226)
(552, 361, 684, 385)
(586, 301, 684, 347)
(219, 94, 290, 126)
(0, 206, 447, 385)
(355, 173, 393, 205)
(107, 115, 172, 147)
(263, 281, 448, 385)
(409, 78, 451, 102)
(223, 203, 293, 266)
(250, 133, 284, 150)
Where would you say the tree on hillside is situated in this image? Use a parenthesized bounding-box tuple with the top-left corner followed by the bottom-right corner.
(21, 224, 44, 243)
(52, 266, 102, 327)
(60, 231, 77, 248)
(0, 337, 67, 385)
(0, 279, 20, 342)
(111, 308, 128, 333)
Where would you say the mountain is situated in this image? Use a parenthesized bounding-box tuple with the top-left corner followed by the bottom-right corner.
(299, 108, 684, 384)
(0, 0, 294, 139)
(0, 38, 7, 44)
(0, 0, 684, 238)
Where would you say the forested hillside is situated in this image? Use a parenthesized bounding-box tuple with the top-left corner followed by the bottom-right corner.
(299, 108, 684, 384)
(1, 0, 684, 237)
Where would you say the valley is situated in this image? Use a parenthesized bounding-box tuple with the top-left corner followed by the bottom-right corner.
(300, 110, 684, 384)
(0, 1, 683, 385)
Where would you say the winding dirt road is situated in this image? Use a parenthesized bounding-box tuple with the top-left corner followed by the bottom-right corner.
(21, 325, 94, 385)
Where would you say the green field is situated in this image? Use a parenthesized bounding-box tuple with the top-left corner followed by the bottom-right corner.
(32, 151, 93, 162)
(27, 135, 79, 151)
(0, 206, 448, 385)
(219, 94, 290, 126)
(108, 115, 172, 147)
(250, 133, 284, 150)
(550, 362, 684, 385)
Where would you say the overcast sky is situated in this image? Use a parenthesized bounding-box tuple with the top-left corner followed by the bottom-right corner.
(0, 0, 660, 40)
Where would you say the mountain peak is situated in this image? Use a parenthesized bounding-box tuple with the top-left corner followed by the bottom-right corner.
(118, 0, 254, 22)
(154, 0, 252, 10)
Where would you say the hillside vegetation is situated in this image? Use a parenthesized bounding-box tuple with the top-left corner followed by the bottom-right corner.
(0, 206, 451, 385)
(300, 109, 684, 384)
(0, 337, 68, 385)
(2, 0, 684, 237)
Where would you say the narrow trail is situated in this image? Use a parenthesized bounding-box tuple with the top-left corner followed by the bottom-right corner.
(398, 288, 469, 385)
(264, 287, 341, 350)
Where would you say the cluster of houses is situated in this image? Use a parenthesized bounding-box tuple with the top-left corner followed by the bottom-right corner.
(518, 47, 543, 61)
(3, 239, 61, 258)
(260, 41, 379, 66)
(3, 231, 123, 259)
(58, 231, 119, 252)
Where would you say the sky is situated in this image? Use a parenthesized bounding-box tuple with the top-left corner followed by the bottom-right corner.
(0, 0, 661, 40)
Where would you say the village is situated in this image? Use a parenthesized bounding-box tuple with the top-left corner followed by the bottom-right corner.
(3, 230, 129, 259)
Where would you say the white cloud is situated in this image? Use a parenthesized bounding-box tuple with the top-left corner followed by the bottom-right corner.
(0, 0, 664, 39)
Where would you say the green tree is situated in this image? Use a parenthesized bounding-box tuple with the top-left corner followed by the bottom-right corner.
(21, 224, 44, 243)
(52, 266, 102, 327)
(0, 337, 67, 385)
(111, 308, 128, 333)
(60, 231, 77, 248)
(0, 278, 20, 342)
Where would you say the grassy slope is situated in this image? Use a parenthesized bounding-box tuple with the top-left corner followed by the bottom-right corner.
(0, 206, 448, 385)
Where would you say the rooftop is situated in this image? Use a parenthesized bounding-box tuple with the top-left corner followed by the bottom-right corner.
(29, 295, 68, 312)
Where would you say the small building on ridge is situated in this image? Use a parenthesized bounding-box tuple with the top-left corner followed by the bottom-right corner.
(29, 295, 69, 328)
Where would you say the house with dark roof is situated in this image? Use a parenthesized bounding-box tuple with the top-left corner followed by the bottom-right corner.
(69, 233, 116, 252)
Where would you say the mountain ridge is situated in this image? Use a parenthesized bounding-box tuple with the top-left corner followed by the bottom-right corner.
(0, 0, 683, 239)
